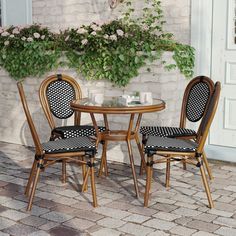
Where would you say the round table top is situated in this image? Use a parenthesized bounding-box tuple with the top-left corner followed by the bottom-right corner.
(71, 97, 165, 114)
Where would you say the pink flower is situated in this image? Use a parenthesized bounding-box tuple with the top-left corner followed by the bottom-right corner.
(142, 25, 149, 31)
(12, 28, 20, 34)
(1, 31, 10, 37)
(116, 29, 124, 36)
(77, 28, 88, 34)
(10, 34, 15, 38)
(41, 35, 45, 40)
(4, 41, 9, 46)
(21, 37, 26, 41)
(109, 34, 117, 41)
(0, 28, 3, 34)
(81, 39, 88, 45)
(103, 34, 109, 39)
(27, 37, 33, 42)
(91, 31, 97, 36)
(33, 32, 40, 38)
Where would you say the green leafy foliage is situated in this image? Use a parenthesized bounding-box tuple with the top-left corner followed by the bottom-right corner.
(0, 1, 195, 86)
(0, 24, 60, 80)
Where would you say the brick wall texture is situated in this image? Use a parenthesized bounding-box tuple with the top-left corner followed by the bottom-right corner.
(0, 0, 190, 164)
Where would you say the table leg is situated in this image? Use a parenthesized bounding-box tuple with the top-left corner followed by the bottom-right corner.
(127, 139, 140, 198)
(127, 114, 139, 198)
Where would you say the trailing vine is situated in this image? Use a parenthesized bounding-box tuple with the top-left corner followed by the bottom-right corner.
(0, 0, 195, 86)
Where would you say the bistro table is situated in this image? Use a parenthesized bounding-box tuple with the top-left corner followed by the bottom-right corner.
(71, 96, 165, 198)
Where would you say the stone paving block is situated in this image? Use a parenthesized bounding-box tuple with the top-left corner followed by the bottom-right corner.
(39, 221, 59, 231)
(224, 185, 236, 192)
(1, 209, 28, 221)
(41, 211, 73, 223)
(147, 231, 170, 236)
(20, 215, 48, 227)
(128, 205, 157, 216)
(105, 201, 133, 211)
(3, 223, 37, 236)
(169, 225, 197, 236)
(143, 218, 176, 231)
(174, 217, 194, 226)
(94, 206, 131, 219)
(174, 201, 198, 210)
(215, 201, 236, 212)
(72, 209, 104, 221)
(97, 217, 125, 228)
(0, 217, 16, 230)
(193, 213, 218, 223)
(90, 228, 121, 236)
(1, 199, 27, 210)
(192, 231, 217, 236)
(208, 209, 234, 217)
(48, 226, 82, 236)
(0, 231, 10, 236)
(153, 212, 181, 221)
(26, 205, 50, 216)
(186, 220, 220, 233)
(213, 216, 236, 228)
(215, 226, 236, 236)
(119, 222, 154, 236)
(0, 196, 13, 204)
(27, 230, 51, 236)
(122, 213, 150, 224)
(172, 207, 202, 217)
(63, 217, 95, 230)
(152, 203, 178, 213)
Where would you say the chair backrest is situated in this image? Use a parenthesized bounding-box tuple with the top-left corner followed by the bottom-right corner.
(17, 82, 43, 156)
(196, 81, 221, 153)
(39, 74, 82, 130)
(180, 76, 215, 128)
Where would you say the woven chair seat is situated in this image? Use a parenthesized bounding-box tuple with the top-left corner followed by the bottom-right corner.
(140, 126, 196, 138)
(145, 136, 198, 153)
(52, 125, 106, 139)
(42, 136, 96, 154)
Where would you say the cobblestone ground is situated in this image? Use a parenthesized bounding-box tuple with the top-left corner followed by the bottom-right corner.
(0, 141, 236, 236)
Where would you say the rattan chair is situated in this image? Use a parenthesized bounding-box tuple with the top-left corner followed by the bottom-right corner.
(144, 82, 221, 208)
(17, 82, 98, 211)
(140, 76, 215, 179)
(39, 74, 106, 181)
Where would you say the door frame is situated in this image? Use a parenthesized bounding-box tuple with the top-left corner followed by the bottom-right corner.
(191, 0, 236, 162)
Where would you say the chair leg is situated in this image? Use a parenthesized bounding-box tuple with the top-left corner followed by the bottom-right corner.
(166, 158, 170, 188)
(202, 151, 213, 180)
(61, 160, 67, 183)
(81, 156, 88, 191)
(25, 159, 37, 196)
(90, 157, 98, 207)
(82, 167, 90, 192)
(182, 159, 187, 170)
(139, 134, 146, 175)
(27, 159, 43, 211)
(98, 141, 108, 177)
(144, 155, 154, 207)
(197, 157, 214, 208)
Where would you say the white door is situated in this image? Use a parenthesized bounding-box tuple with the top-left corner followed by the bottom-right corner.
(210, 0, 236, 148)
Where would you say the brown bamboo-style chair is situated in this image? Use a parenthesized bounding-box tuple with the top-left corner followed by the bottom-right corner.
(17, 82, 98, 211)
(144, 82, 221, 208)
(39, 74, 106, 181)
(140, 76, 215, 179)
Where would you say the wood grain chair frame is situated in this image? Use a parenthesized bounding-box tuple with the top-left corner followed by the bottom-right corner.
(17, 82, 98, 211)
(39, 74, 106, 181)
(143, 82, 221, 208)
(39, 74, 82, 134)
(140, 76, 215, 179)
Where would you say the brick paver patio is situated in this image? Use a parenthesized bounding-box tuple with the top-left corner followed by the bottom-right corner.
(0, 141, 236, 236)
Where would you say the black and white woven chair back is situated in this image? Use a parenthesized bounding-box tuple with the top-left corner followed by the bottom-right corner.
(46, 75, 75, 119)
(185, 77, 213, 122)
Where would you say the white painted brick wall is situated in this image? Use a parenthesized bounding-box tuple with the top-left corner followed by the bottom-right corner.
(0, 0, 190, 164)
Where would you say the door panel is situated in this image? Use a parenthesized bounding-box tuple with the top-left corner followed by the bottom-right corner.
(210, 0, 236, 147)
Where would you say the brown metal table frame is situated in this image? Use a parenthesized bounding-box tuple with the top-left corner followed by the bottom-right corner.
(71, 99, 165, 198)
